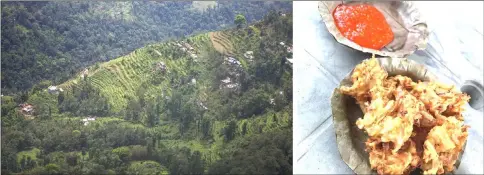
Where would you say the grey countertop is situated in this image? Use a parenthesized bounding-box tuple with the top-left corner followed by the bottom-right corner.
(293, 1, 483, 174)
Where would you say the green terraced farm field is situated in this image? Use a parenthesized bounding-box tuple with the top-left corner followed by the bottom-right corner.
(59, 34, 212, 112)
(209, 31, 236, 56)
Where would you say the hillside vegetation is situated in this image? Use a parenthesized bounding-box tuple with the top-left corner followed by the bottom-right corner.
(1, 11, 293, 175)
(1, 1, 291, 94)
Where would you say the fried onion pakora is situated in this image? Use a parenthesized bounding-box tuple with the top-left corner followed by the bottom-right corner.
(340, 57, 388, 103)
(366, 138, 420, 175)
(411, 81, 470, 119)
(339, 57, 470, 175)
(421, 117, 469, 174)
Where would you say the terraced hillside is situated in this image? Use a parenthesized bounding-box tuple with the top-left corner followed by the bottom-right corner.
(209, 31, 236, 57)
(59, 34, 211, 112)
(59, 23, 269, 113)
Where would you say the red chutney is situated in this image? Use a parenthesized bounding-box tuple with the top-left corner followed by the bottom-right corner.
(332, 4, 394, 50)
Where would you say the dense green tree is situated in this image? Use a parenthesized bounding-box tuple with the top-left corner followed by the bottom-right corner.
(233, 88, 271, 118)
(168, 148, 191, 175)
(190, 151, 204, 175)
(166, 148, 206, 175)
(223, 120, 237, 142)
(112, 147, 131, 163)
(72, 130, 81, 137)
(125, 97, 142, 122)
(144, 100, 158, 127)
(57, 91, 65, 104)
(1, 96, 23, 127)
(1, 96, 16, 116)
(65, 153, 78, 166)
(44, 163, 60, 174)
(130, 145, 149, 161)
(241, 122, 248, 135)
(234, 14, 247, 28)
(21, 156, 27, 170)
(200, 118, 212, 139)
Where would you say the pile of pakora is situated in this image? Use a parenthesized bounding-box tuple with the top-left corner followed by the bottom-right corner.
(340, 57, 470, 175)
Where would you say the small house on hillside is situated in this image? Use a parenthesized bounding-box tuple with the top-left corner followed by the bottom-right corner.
(225, 83, 239, 89)
(244, 51, 254, 61)
(48, 86, 57, 93)
(81, 68, 89, 79)
(19, 103, 34, 115)
(48, 86, 63, 94)
(225, 57, 241, 67)
(287, 46, 293, 53)
(270, 98, 275, 105)
(198, 102, 208, 110)
(81, 116, 96, 126)
(154, 50, 162, 56)
(220, 77, 239, 90)
(184, 43, 194, 51)
(190, 53, 198, 59)
(280, 42, 285, 46)
(156, 62, 167, 72)
(221, 77, 231, 84)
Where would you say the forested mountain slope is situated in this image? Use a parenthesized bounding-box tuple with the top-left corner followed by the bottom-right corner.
(1, 11, 293, 175)
(1, 1, 291, 94)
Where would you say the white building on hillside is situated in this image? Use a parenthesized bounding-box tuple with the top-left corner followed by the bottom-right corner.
(48, 86, 63, 94)
(244, 51, 254, 61)
(81, 116, 96, 126)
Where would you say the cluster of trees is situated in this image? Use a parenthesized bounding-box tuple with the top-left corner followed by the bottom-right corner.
(58, 80, 111, 117)
(0, 117, 209, 174)
(123, 85, 163, 128)
(208, 129, 292, 174)
(1, 6, 293, 175)
(1, 1, 291, 94)
(123, 84, 203, 136)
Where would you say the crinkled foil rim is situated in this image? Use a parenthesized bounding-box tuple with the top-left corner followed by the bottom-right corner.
(330, 57, 466, 175)
(318, 1, 430, 58)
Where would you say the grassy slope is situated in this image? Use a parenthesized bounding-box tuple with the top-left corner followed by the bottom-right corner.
(58, 28, 255, 113)
(59, 34, 209, 112)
